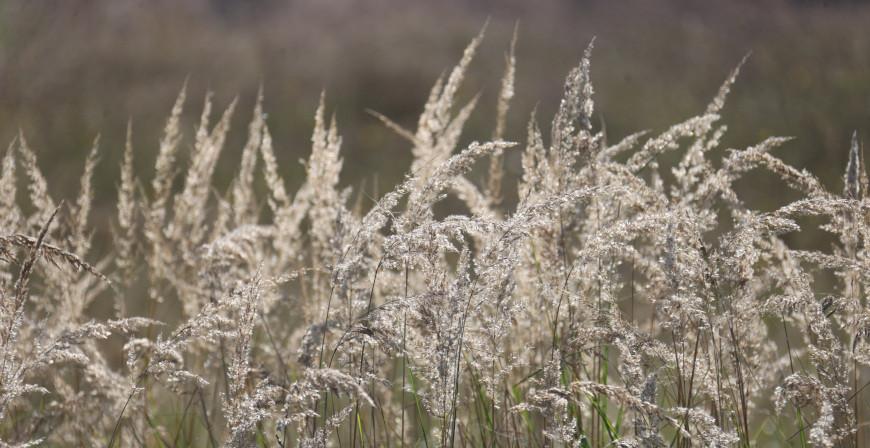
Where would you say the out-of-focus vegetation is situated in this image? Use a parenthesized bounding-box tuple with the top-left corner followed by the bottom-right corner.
(2, 0, 870, 250)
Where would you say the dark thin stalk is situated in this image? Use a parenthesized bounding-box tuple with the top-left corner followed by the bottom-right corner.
(679, 327, 702, 448)
(197, 385, 218, 448)
(727, 321, 750, 446)
(401, 261, 409, 448)
(107, 375, 145, 448)
(172, 391, 198, 447)
(353, 258, 384, 448)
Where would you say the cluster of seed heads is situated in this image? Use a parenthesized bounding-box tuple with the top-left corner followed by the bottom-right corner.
(0, 26, 868, 447)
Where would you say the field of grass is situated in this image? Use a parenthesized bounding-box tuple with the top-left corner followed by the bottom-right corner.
(2, 16, 870, 448)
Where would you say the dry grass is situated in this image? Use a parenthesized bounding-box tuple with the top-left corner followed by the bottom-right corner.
(0, 28, 868, 447)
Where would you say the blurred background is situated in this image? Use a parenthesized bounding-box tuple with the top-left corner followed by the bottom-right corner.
(2, 0, 870, 251)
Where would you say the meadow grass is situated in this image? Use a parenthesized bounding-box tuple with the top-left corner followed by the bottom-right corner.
(0, 28, 867, 447)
